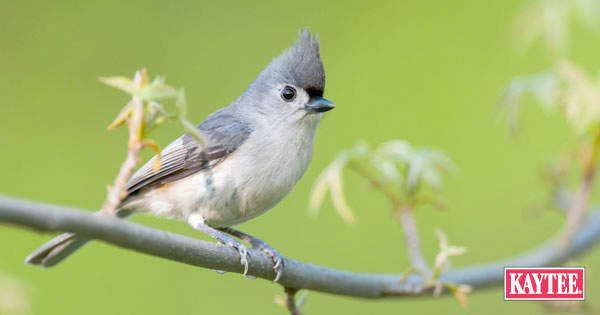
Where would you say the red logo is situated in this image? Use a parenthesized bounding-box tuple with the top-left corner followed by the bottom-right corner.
(504, 267, 585, 300)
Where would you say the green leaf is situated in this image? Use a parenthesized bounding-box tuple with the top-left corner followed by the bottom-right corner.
(513, 0, 570, 56)
(99, 76, 138, 96)
(140, 80, 179, 101)
(309, 158, 356, 224)
(573, 0, 600, 33)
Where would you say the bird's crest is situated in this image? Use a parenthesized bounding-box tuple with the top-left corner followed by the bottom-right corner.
(259, 29, 325, 92)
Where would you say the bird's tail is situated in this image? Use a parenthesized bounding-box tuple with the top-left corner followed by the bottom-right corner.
(25, 209, 132, 267)
(25, 233, 90, 267)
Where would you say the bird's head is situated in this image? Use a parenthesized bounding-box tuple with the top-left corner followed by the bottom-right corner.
(233, 29, 334, 128)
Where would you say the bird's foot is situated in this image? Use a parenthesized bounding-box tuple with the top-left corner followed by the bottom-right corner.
(251, 240, 284, 282)
(217, 227, 284, 281)
(215, 234, 250, 275)
(187, 214, 250, 276)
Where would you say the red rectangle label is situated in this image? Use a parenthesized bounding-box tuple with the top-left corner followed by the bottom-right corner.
(504, 267, 585, 300)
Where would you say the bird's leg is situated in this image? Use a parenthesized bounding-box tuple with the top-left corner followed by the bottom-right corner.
(187, 213, 249, 275)
(218, 227, 284, 282)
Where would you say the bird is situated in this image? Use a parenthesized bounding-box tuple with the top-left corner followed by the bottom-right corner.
(25, 29, 335, 282)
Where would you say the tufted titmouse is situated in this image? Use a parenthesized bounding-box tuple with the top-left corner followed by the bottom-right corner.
(25, 29, 334, 282)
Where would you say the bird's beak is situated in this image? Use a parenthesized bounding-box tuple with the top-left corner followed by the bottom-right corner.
(305, 97, 335, 113)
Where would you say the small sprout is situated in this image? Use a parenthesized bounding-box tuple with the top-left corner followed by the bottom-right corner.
(500, 70, 559, 133)
(376, 140, 455, 194)
(376, 140, 414, 162)
(309, 159, 356, 224)
(107, 101, 134, 131)
(310, 140, 453, 222)
(501, 62, 600, 135)
(403, 230, 469, 308)
(99, 76, 142, 96)
(514, 0, 600, 57)
(377, 140, 424, 192)
(514, 0, 570, 56)
(432, 282, 472, 307)
(399, 243, 471, 308)
(308, 166, 331, 216)
(100, 72, 178, 102)
(572, 0, 600, 32)
(507, 0, 600, 135)
(309, 142, 370, 223)
(445, 283, 472, 308)
(433, 229, 467, 277)
(369, 154, 402, 185)
(557, 61, 600, 134)
(101, 70, 208, 151)
(140, 76, 179, 101)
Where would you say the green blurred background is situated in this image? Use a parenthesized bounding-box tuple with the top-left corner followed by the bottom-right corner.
(1, 0, 598, 314)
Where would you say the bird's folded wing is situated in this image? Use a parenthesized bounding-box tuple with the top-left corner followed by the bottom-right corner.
(125, 108, 252, 196)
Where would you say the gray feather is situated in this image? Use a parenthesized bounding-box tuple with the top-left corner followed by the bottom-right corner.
(126, 107, 252, 195)
(25, 233, 87, 266)
(25, 210, 132, 267)
(255, 29, 325, 92)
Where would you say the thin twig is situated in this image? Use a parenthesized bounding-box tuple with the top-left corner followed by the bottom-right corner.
(100, 70, 146, 215)
(284, 287, 302, 315)
(396, 206, 430, 273)
(562, 126, 600, 245)
(2, 195, 599, 299)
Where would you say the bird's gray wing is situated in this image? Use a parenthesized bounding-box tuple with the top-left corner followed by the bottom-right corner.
(125, 108, 252, 195)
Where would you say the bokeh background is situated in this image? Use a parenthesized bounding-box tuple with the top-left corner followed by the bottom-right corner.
(1, 0, 598, 314)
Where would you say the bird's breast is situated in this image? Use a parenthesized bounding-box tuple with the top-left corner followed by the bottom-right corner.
(128, 120, 319, 227)
(229, 125, 317, 215)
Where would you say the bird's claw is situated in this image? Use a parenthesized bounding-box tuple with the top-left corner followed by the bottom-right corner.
(219, 238, 250, 276)
(256, 243, 284, 282)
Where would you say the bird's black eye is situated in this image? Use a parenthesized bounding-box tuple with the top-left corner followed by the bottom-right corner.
(281, 86, 296, 101)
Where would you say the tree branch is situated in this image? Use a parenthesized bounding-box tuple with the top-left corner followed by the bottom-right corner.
(1, 195, 599, 298)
